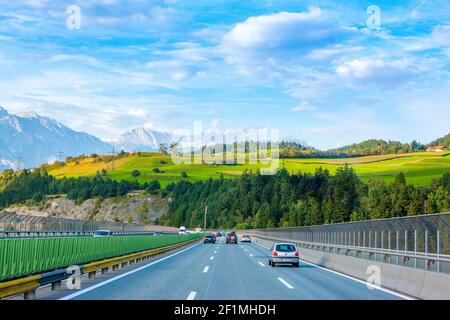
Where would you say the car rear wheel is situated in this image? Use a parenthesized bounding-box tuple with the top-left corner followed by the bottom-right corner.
(293, 262, 300, 268)
(268, 259, 272, 266)
(271, 262, 276, 267)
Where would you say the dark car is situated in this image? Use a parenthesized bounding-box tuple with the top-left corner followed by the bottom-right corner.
(204, 234, 216, 244)
(226, 231, 238, 244)
(216, 232, 222, 237)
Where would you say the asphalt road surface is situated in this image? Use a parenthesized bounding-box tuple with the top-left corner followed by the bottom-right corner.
(55, 237, 407, 300)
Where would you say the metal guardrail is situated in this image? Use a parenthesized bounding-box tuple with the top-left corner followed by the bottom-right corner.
(247, 213, 450, 274)
(0, 230, 172, 238)
(0, 237, 202, 300)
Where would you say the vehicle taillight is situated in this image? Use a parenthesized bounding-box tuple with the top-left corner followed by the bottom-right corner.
(294, 251, 299, 257)
(272, 251, 278, 257)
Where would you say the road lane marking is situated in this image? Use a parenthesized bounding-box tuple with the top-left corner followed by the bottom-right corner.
(59, 242, 202, 300)
(203, 266, 209, 273)
(278, 277, 294, 289)
(249, 253, 254, 257)
(258, 261, 265, 267)
(214, 250, 217, 254)
(187, 291, 197, 300)
(252, 242, 413, 300)
(210, 256, 214, 260)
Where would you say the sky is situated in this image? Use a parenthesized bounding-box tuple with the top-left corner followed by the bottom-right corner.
(0, 0, 449, 150)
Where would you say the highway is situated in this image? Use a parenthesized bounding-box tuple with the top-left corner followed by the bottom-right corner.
(54, 236, 407, 300)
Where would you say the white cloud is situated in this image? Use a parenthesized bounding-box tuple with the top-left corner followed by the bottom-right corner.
(405, 24, 450, 52)
(219, 8, 357, 77)
(291, 101, 316, 112)
(127, 109, 147, 117)
(336, 58, 420, 89)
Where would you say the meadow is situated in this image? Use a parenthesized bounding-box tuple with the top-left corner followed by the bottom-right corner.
(47, 151, 450, 187)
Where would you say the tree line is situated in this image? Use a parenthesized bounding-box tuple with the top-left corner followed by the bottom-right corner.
(0, 167, 448, 229)
(160, 167, 450, 229)
(0, 169, 160, 208)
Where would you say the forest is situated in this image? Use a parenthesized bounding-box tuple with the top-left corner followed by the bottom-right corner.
(0, 166, 448, 229)
(160, 167, 450, 229)
(0, 168, 145, 208)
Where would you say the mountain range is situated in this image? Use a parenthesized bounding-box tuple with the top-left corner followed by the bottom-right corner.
(0, 107, 173, 170)
(113, 127, 173, 153)
(0, 106, 448, 171)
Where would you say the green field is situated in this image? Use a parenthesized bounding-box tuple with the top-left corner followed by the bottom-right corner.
(48, 151, 450, 186)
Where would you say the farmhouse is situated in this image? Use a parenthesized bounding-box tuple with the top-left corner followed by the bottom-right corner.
(426, 146, 447, 152)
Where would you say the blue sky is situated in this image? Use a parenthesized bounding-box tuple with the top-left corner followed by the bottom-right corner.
(0, 0, 449, 149)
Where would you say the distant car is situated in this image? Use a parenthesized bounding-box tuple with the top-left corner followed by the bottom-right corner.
(204, 234, 216, 244)
(241, 235, 251, 243)
(268, 243, 299, 268)
(153, 232, 163, 236)
(93, 230, 113, 237)
(226, 232, 238, 244)
(216, 232, 222, 237)
(179, 226, 187, 235)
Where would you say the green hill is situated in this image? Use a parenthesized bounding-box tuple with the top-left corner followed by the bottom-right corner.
(46, 150, 450, 186)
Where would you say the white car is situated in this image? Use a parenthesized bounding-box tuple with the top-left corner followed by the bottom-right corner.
(241, 235, 251, 243)
(178, 226, 187, 235)
(268, 243, 300, 268)
(93, 230, 113, 237)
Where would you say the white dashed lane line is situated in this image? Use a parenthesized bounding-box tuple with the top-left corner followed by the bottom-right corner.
(187, 291, 197, 300)
(278, 277, 294, 289)
(203, 266, 209, 273)
(258, 261, 265, 267)
(210, 256, 214, 260)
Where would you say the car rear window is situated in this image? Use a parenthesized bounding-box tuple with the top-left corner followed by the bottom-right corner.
(95, 231, 110, 236)
(275, 244, 296, 252)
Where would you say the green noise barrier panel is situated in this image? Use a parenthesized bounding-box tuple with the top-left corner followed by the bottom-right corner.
(0, 233, 202, 281)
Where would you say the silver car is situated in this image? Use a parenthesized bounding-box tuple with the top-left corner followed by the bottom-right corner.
(268, 243, 300, 268)
(93, 230, 113, 237)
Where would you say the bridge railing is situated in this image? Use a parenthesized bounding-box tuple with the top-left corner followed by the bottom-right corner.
(247, 212, 450, 274)
(0, 212, 149, 233)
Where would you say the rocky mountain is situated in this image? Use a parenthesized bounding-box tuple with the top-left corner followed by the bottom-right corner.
(113, 127, 174, 152)
(0, 106, 112, 170)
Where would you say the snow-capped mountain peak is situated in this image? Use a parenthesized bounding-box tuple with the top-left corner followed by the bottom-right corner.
(114, 127, 174, 152)
(0, 106, 112, 170)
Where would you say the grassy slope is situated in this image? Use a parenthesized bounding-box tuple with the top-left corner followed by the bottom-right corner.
(48, 151, 450, 186)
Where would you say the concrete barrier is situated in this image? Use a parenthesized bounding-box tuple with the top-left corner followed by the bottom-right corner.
(252, 236, 450, 300)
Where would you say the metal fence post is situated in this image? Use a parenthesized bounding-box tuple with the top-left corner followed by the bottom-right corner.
(396, 230, 399, 265)
(425, 229, 428, 270)
(414, 229, 417, 268)
(437, 229, 440, 273)
(405, 230, 408, 252)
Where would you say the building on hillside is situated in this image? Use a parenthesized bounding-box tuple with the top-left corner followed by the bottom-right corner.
(426, 146, 447, 152)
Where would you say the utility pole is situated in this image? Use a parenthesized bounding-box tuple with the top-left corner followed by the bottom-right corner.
(204, 205, 208, 232)
(58, 150, 65, 163)
(112, 146, 116, 170)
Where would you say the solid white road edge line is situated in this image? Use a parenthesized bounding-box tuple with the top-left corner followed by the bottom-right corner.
(278, 277, 294, 289)
(203, 266, 209, 273)
(59, 242, 202, 300)
(187, 291, 197, 300)
(253, 241, 414, 300)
